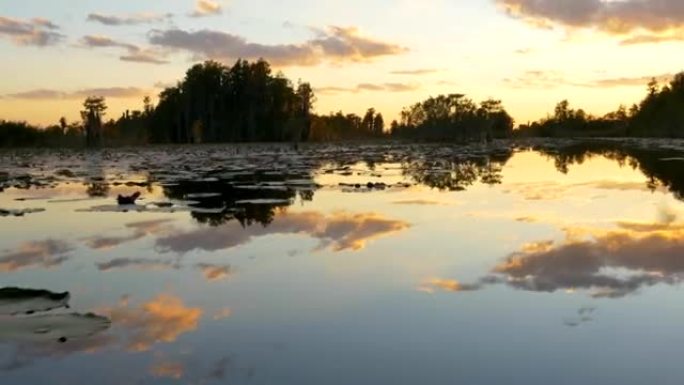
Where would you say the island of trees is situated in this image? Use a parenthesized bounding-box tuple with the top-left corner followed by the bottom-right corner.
(1, 58, 684, 147)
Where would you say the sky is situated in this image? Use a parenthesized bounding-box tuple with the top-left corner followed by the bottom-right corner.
(1, 0, 684, 126)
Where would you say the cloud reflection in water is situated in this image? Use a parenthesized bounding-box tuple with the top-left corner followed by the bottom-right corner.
(156, 211, 410, 254)
(0, 240, 72, 272)
(424, 220, 684, 298)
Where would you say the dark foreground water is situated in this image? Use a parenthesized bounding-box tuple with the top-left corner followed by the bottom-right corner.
(2, 139, 684, 385)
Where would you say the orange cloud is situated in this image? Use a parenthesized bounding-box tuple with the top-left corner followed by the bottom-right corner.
(196, 263, 232, 281)
(191, 0, 223, 17)
(6, 86, 152, 100)
(106, 295, 202, 351)
(421, 278, 483, 293)
(151, 360, 184, 379)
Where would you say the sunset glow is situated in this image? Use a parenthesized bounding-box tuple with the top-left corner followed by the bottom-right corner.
(2, 0, 683, 126)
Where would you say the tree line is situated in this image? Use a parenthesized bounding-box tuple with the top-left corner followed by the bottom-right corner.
(390, 95, 514, 141)
(0, 59, 516, 147)
(4, 59, 684, 147)
(516, 73, 684, 138)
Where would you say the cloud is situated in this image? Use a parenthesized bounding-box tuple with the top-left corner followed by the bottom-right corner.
(419, 278, 485, 293)
(85, 234, 142, 251)
(96, 258, 178, 272)
(196, 263, 232, 281)
(212, 308, 232, 320)
(120, 51, 168, 64)
(156, 211, 409, 254)
(191, 0, 223, 17)
(0, 240, 72, 272)
(502, 70, 578, 89)
(501, 180, 664, 201)
(148, 25, 406, 66)
(5, 86, 150, 100)
(434, 219, 684, 298)
(150, 360, 184, 379)
(317, 82, 419, 94)
(359, 83, 418, 92)
(515, 216, 538, 223)
(86, 12, 171, 26)
(96, 258, 232, 282)
(0, 16, 63, 46)
(590, 73, 675, 87)
(620, 32, 684, 45)
(496, 0, 684, 42)
(85, 219, 175, 250)
(390, 68, 439, 75)
(105, 294, 202, 352)
(81, 35, 136, 50)
(81, 35, 168, 64)
(315, 86, 350, 93)
(2, 293, 202, 371)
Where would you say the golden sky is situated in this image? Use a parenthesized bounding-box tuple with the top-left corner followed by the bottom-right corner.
(1, 0, 683, 126)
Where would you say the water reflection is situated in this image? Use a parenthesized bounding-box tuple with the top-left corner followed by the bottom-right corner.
(1, 292, 204, 371)
(536, 140, 684, 199)
(5, 141, 684, 384)
(0, 287, 70, 315)
(0, 240, 72, 272)
(402, 148, 512, 191)
(155, 211, 410, 254)
(84, 218, 175, 250)
(426, 210, 684, 298)
(495, 220, 684, 298)
(0, 288, 111, 371)
(105, 294, 202, 352)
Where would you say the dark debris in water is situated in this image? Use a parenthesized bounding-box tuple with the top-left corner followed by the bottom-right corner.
(4, 139, 684, 225)
(117, 191, 141, 205)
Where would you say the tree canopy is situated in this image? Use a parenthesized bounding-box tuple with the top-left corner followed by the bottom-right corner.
(5, 60, 684, 147)
(148, 59, 314, 143)
(517, 72, 684, 138)
(390, 94, 514, 141)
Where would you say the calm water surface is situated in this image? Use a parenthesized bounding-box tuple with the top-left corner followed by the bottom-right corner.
(2, 139, 684, 385)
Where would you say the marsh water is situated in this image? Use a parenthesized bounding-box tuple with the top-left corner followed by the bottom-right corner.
(2, 139, 684, 385)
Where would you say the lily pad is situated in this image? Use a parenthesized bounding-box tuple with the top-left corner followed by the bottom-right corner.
(0, 313, 111, 344)
(0, 208, 46, 217)
(0, 287, 70, 315)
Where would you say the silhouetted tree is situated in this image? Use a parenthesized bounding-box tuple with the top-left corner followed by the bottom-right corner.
(295, 81, 315, 141)
(392, 94, 512, 141)
(362, 108, 376, 136)
(373, 113, 385, 136)
(148, 59, 316, 144)
(81, 96, 107, 147)
(59, 117, 67, 135)
(516, 73, 684, 138)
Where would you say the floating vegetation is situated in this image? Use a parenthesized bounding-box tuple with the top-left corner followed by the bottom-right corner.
(0, 208, 46, 217)
(0, 287, 70, 315)
(0, 287, 110, 345)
